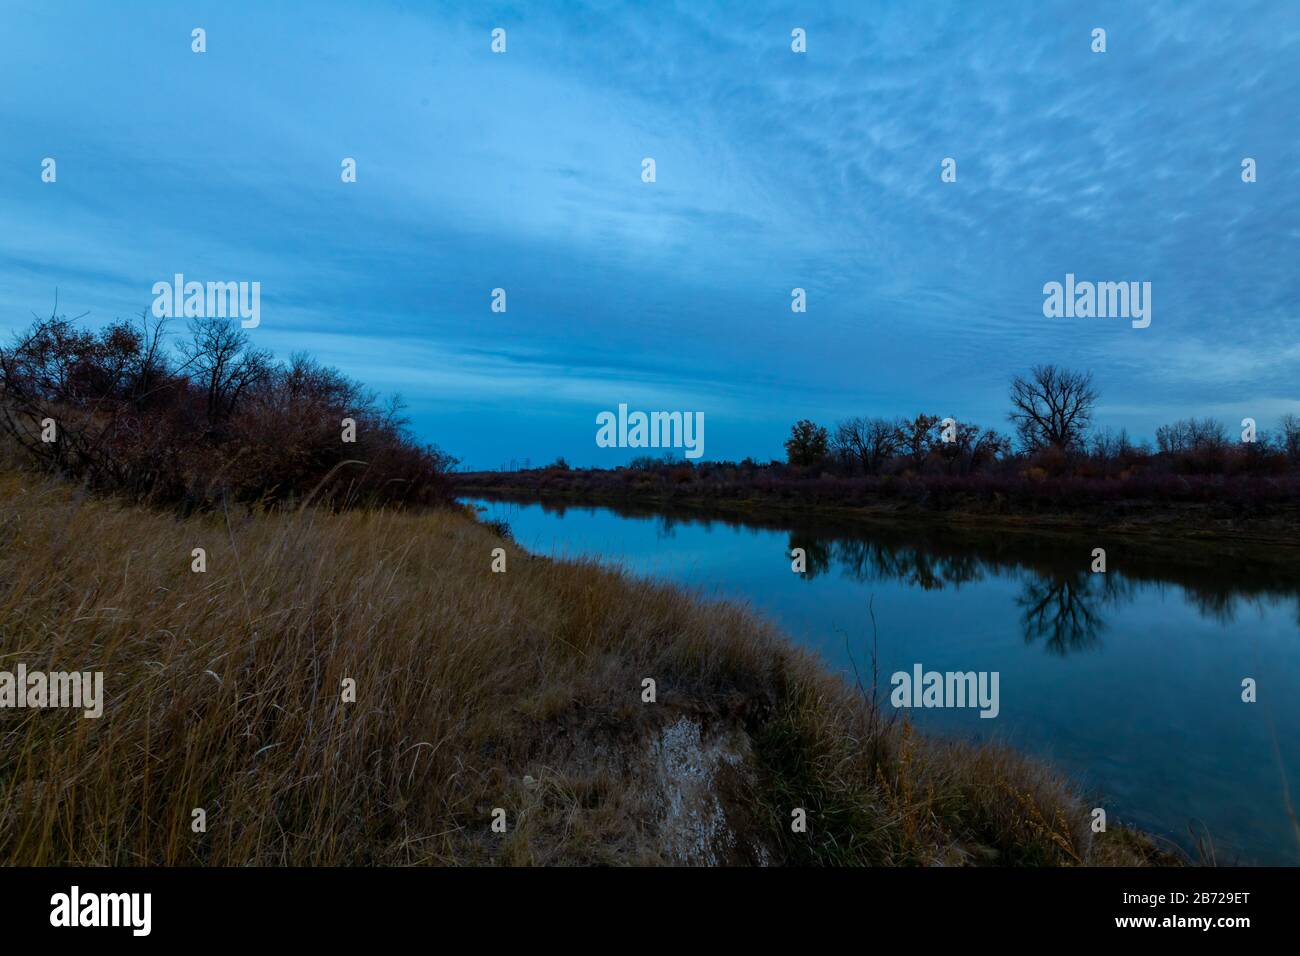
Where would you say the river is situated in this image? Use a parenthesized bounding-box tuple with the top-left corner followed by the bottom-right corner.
(465, 494, 1300, 865)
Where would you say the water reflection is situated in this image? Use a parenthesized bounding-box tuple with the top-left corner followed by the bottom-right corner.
(464, 492, 1300, 864)
(489, 491, 1300, 657)
(1016, 573, 1106, 655)
(785, 527, 1300, 661)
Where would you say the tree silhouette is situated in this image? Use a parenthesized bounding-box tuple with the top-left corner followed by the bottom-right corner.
(1008, 364, 1098, 450)
(1016, 573, 1105, 654)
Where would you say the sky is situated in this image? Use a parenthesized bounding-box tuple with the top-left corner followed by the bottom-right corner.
(1, 0, 1298, 469)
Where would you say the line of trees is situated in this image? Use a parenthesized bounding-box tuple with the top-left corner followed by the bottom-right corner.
(786, 414, 1010, 477)
(0, 306, 457, 509)
(785, 364, 1300, 478)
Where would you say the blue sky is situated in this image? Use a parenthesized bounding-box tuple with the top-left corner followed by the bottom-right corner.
(2, 0, 1297, 468)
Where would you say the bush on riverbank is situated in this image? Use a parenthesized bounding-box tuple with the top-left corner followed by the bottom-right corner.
(0, 465, 1174, 865)
(0, 310, 456, 510)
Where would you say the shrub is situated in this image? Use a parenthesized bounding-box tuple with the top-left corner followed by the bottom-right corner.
(0, 308, 456, 510)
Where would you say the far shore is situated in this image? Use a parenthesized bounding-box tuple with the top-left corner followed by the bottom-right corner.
(453, 469, 1300, 567)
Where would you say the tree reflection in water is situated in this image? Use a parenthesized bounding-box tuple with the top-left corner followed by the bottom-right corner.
(467, 492, 1299, 660)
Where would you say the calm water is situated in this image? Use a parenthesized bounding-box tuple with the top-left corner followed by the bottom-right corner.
(466, 495, 1300, 865)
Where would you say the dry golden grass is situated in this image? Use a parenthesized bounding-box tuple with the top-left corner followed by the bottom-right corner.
(0, 468, 1177, 865)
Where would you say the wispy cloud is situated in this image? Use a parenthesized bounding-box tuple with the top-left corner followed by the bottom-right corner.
(2, 0, 1297, 465)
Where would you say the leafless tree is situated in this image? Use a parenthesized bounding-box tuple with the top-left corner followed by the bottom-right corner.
(897, 413, 940, 467)
(833, 416, 901, 475)
(1279, 413, 1300, 462)
(178, 316, 271, 429)
(937, 421, 1011, 474)
(1156, 417, 1228, 454)
(1008, 364, 1098, 450)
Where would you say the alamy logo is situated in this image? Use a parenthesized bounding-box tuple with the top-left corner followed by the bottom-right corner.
(1042, 273, 1151, 329)
(596, 403, 704, 459)
(50, 886, 151, 936)
(0, 665, 103, 718)
(151, 273, 261, 328)
(890, 664, 999, 718)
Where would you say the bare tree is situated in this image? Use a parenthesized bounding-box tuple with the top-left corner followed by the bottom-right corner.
(177, 316, 271, 429)
(897, 413, 940, 467)
(833, 416, 901, 475)
(937, 421, 1011, 474)
(1008, 365, 1098, 450)
(1156, 417, 1228, 454)
(830, 419, 857, 472)
(1279, 413, 1300, 462)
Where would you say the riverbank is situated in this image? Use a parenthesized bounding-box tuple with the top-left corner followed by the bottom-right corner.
(0, 468, 1176, 865)
(453, 469, 1300, 563)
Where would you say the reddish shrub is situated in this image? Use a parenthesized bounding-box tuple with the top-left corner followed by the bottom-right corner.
(0, 311, 456, 510)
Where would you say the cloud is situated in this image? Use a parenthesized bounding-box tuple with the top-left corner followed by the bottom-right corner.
(1, 0, 1297, 466)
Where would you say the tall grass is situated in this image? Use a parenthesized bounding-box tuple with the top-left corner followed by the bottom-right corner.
(0, 468, 1175, 865)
